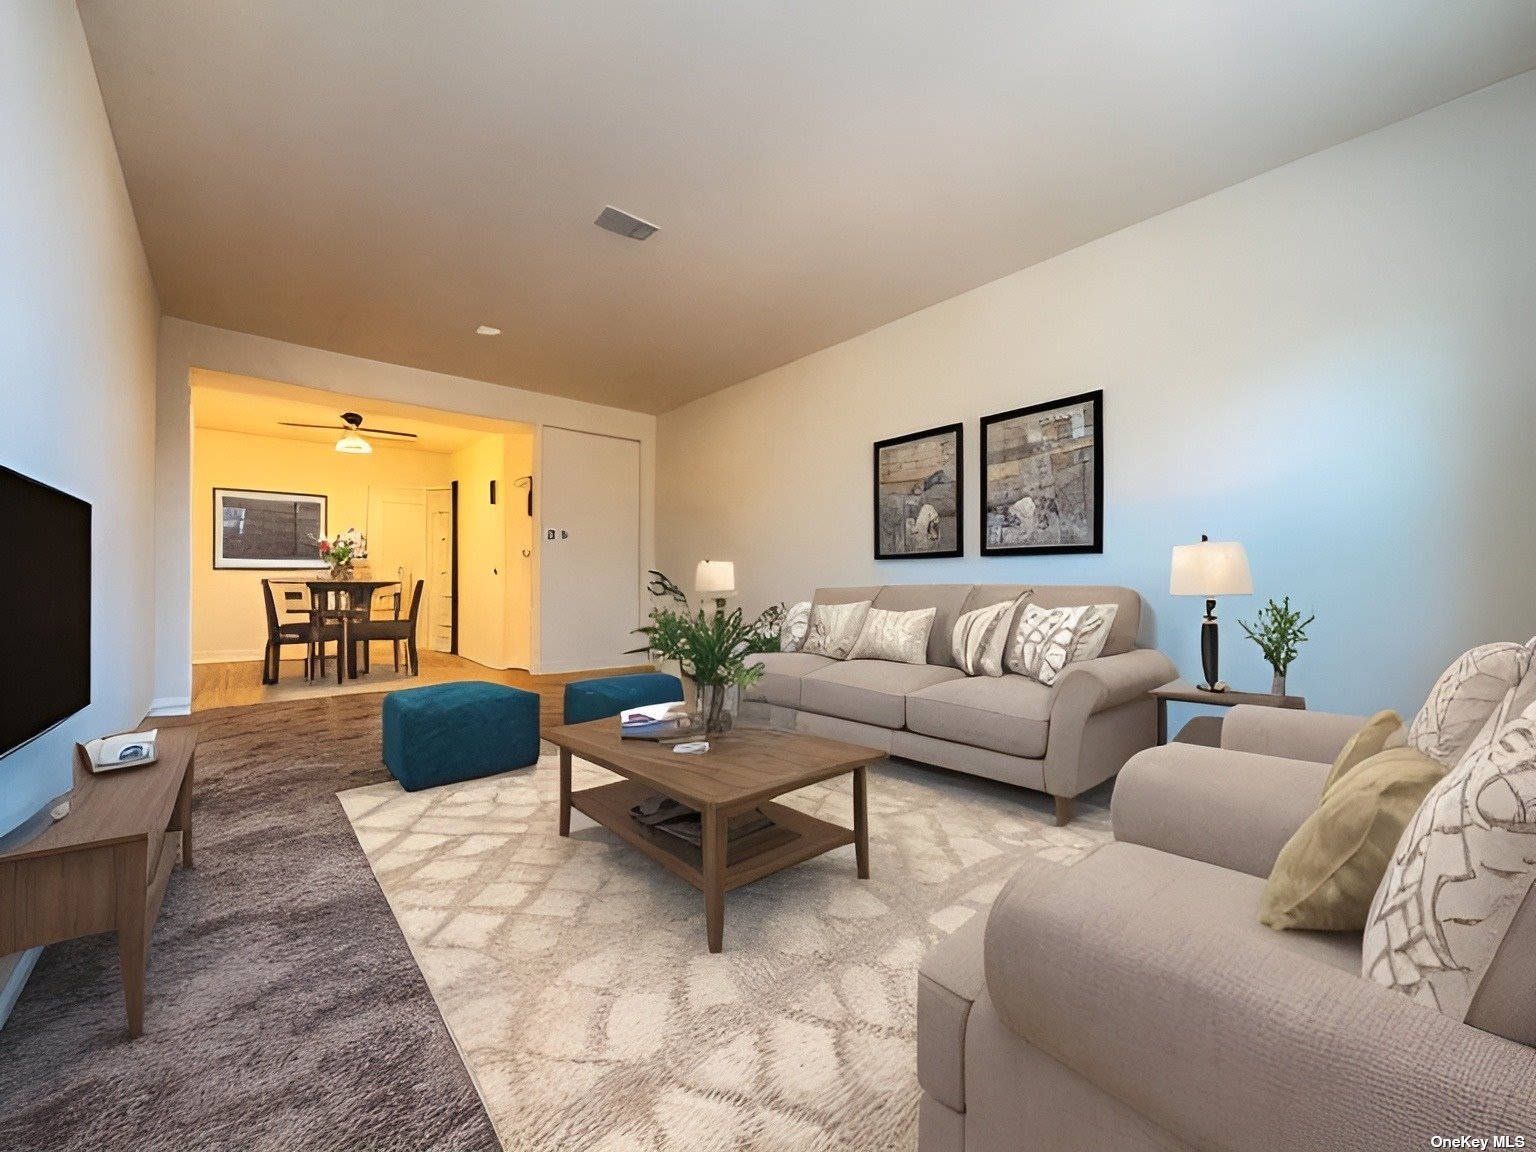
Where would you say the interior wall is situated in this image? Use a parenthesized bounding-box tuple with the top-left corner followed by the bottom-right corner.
(657, 72, 1536, 719)
(451, 434, 508, 669)
(190, 427, 453, 662)
(0, 0, 160, 837)
(504, 432, 536, 669)
(154, 321, 657, 704)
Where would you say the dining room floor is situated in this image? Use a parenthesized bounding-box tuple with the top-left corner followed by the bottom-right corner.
(191, 650, 654, 730)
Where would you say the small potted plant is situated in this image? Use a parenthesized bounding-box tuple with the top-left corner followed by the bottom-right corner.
(1238, 596, 1315, 696)
(632, 571, 784, 734)
(315, 528, 366, 580)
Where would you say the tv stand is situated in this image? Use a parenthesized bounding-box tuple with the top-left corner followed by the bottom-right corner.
(0, 726, 196, 1036)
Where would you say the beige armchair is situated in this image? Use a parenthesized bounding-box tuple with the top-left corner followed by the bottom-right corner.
(917, 706, 1536, 1151)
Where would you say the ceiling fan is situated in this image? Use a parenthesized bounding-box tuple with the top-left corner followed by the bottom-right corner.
(277, 411, 417, 454)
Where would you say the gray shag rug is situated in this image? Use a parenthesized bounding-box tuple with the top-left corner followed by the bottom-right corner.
(0, 696, 499, 1152)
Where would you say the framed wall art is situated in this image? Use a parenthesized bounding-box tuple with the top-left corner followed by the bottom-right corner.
(213, 488, 328, 569)
(980, 390, 1102, 556)
(873, 423, 963, 560)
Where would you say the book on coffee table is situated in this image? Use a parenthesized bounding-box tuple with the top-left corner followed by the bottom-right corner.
(628, 794, 773, 846)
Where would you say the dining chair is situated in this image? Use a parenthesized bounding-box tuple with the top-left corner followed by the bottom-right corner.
(351, 580, 425, 676)
(261, 579, 327, 683)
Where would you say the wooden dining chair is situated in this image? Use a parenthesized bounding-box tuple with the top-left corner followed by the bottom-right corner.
(262, 579, 318, 683)
(351, 580, 425, 676)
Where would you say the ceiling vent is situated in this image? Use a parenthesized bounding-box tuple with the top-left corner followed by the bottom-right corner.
(595, 205, 659, 241)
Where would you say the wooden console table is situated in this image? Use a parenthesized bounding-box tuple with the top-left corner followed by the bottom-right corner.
(0, 726, 196, 1036)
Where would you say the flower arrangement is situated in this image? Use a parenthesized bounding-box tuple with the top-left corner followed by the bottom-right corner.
(1238, 595, 1315, 696)
(631, 570, 785, 733)
(316, 528, 366, 577)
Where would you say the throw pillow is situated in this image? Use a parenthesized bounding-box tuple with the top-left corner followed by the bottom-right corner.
(1408, 641, 1532, 768)
(1322, 709, 1406, 793)
(1260, 745, 1446, 931)
(1068, 603, 1120, 663)
(801, 600, 872, 660)
(779, 601, 812, 653)
(847, 607, 936, 665)
(1362, 688, 1536, 1025)
(951, 599, 1017, 677)
(1008, 603, 1089, 686)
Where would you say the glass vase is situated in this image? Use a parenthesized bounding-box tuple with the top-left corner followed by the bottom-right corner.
(694, 681, 734, 736)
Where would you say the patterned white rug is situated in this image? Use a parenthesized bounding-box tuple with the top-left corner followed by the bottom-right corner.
(338, 754, 1111, 1152)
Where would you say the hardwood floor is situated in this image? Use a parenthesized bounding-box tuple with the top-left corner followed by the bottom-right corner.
(191, 650, 657, 731)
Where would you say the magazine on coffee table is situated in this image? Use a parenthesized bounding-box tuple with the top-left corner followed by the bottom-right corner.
(628, 794, 773, 845)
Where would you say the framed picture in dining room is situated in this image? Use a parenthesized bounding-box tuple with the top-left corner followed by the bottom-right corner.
(212, 488, 329, 569)
(873, 423, 963, 560)
(980, 390, 1102, 556)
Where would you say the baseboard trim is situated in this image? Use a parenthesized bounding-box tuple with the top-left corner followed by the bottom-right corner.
(147, 697, 192, 716)
(0, 947, 43, 1029)
(193, 650, 266, 665)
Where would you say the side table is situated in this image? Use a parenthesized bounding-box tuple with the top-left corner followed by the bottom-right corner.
(1150, 679, 1306, 745)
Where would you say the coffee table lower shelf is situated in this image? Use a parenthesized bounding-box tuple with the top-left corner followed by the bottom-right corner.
(570, 778, 856, 895)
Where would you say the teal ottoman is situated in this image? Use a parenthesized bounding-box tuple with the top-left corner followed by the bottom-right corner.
(382, 681, 540, 791)
(563, 672, 685, 725)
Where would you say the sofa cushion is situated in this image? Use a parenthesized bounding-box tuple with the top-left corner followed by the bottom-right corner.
(1407, 641, 1531, 768)
(906, 674, 1056, 759)
(952, 599, 1017, 677)
(744, 650, 835, 708)
(1006, 603, 1090, 685)
(800, 660, 965, 729)
(847, 606, 936, 664)
(1322, 709, 1406, 792)
(778, 600, 812, 653)
(872, 584, 975, 667)
(802, 600, 871, 659)
(1028, 585, 1142, 656)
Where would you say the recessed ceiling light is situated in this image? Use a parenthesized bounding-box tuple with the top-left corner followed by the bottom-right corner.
(595, 206, 659, 241)
(476, 325, 501, 336)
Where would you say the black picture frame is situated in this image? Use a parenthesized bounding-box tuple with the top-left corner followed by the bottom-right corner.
(873, 423, 964, 560)
(212, 487, 329, 569)
(980, 390, 1103, 556)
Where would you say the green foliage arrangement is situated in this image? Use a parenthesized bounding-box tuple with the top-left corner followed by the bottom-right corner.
(1238, 596, 1316, 676)
(632, 570, 785, 688)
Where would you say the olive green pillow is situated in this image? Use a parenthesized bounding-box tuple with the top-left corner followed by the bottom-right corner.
(1322, 709, 1405, 793)
(1260, 745, 1446, 931)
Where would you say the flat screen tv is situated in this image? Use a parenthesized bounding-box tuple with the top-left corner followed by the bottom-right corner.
(0, 464, 91, 758)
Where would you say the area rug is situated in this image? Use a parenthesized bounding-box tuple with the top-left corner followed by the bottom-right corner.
(339, 752, 1112, 1151)
(0, 696, 498, 1152)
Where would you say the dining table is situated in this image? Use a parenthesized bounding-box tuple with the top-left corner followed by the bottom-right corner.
(303, 579, 402, 681)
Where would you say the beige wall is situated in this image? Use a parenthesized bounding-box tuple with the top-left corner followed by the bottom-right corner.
(155, 321, 657, 703)
(657, 72, 1536, 718)
(190, 427, 454, 662)
(0, 0, 160, 837)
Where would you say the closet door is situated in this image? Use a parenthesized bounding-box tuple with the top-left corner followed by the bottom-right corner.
(539, 427, 641, 672)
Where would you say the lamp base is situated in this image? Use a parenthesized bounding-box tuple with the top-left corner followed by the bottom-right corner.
(1199, 606, 1221, 692)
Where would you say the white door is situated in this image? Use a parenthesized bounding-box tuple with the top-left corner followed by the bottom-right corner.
(367, 487, 428, 622)
(426, 488, 454, 653)
(540, 428, 641, 672)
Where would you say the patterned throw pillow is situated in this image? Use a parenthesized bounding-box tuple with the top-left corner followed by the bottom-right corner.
(779, 601, 812, 653)
(1008, 603, 1089, 686)
(1362, 680, 1536, 1024)
(801, 601, 872, 660)
(1408, 642, 1531, 768)
(847, 607, 936, 665)
(952, 599, 1017, 677)
(1068, 603, 1120, 663)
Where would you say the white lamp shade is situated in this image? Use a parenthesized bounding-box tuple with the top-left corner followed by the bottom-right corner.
(695, 560, 735, 595)
(1170, 540, 1252, 597)
(335, 432, 372, 454)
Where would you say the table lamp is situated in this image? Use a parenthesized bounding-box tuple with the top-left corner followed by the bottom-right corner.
(695, 560, 735, 614)
(1169, 535, 1252, 692)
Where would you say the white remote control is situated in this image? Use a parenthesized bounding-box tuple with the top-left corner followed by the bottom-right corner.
(672, 741, 710, 755)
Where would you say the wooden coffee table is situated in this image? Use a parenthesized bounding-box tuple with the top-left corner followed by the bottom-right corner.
(546, 719, 881, 952)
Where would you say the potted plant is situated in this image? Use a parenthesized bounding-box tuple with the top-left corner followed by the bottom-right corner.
(314, 528, 366, 580)
(632, 571, 784, 734)
(1238, 596, 1315, 696)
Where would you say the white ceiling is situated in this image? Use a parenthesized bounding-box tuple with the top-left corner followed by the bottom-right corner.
(191, 369, 522, 453)
(81, 2, 1536, 414)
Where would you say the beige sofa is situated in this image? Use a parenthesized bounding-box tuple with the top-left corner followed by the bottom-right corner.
(916, 706, 1536, 1151)
(743, 583, 1177, 824)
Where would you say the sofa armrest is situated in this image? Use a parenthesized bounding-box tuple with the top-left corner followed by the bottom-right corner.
(917, 909, 988, 1114)
(1054, 648, 1180, 715)
(1111, 742, 1328, 878)
(985, 853, 1536, 1152)
(1220, 705, 1368, 763)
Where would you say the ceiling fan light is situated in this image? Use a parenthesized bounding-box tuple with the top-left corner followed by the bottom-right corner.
(336, 432, 372, 454)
